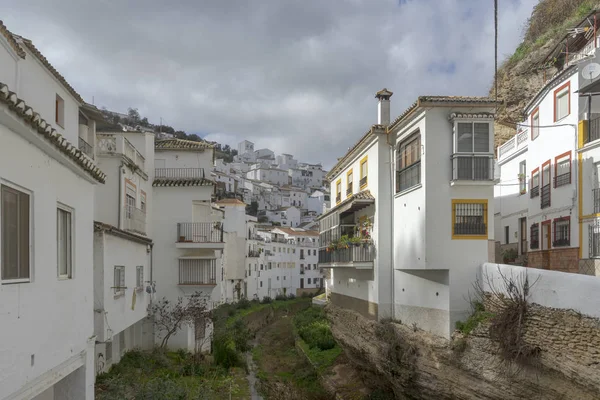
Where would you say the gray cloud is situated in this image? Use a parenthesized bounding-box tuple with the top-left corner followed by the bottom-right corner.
(3, 0, 536, 168)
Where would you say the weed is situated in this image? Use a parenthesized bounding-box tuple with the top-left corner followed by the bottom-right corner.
(261, 296, 273, 304)
(455, 301, 495, 335)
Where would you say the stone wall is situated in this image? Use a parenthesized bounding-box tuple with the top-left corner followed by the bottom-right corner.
(326, 301, 600, 399)
(528, 247, 579, 272)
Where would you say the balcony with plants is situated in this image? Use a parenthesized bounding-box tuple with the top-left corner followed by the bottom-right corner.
(318, 216, 375, 268)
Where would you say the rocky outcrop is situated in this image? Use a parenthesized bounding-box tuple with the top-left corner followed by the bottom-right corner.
(326, 303, 600, 399)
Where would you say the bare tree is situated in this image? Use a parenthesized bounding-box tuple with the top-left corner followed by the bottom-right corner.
(148, 292, 211, 349)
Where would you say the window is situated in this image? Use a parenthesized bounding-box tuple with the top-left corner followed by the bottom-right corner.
(505, 226, 509, 245)
(308, 278, 312, 284)
(114, 266, 125, 295)
(57, 207, 72, 279)
(452, 200, 487, 239)
(554, 82, 570, 121)
(396, 133, 421, 193)
(140, 191, 147, 213)
(530, 168, 540, 198)
(260, 281, 263, 287)
(125, 180, 136, 218)
(456, 122, 490, 153)
(55, 94, 64, 127)
(530, 223, 539, 249)
(589, 221, 600, 258)
(554, 151, 571, 188)
(553, 217, 570, 247)
(284, 275, 286, 280)
(360, 156, 368, 188)
(260, 264, 263, 270)
(346, 170, 353, 197)
(136, 266, 144, 289)
(519, 160, 527, 194)
(336, 179, 341, 204)
(541, 161, 551, 209)
(531, 108, 540, 140)
(1, 184, 30, 281)
(277, 276, 279, 281)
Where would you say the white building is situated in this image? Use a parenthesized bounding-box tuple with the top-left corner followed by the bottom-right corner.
(280, 185, 308, 209)
(0, 24, 106, 400)
(90, 121, 156, 373)
(319, 88, 497, 338)
(246, 165, 289, 186)
(254, 148, 275, 161)
(307, 190, 330, 215)
(237, 139, 254, 156)
(152, 139, 225, 352)
(266, 206, 301, 227)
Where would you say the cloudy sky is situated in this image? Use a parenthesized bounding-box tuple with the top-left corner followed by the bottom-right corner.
(4, 0, 537, 169)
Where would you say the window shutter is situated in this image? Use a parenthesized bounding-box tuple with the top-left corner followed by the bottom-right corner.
(473, 123, 489, 152)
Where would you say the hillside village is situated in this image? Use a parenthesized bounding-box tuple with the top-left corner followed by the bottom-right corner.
(4, 1, 600, 399)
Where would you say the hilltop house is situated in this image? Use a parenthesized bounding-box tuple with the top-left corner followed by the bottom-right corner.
(319, 88, 497, 338)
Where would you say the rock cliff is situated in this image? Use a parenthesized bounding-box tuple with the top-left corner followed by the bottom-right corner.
(493, 0, 600, 148)
(326, 303, 600, 399)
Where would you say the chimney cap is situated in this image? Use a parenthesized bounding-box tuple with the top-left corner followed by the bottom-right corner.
(375, 88, 393, 100)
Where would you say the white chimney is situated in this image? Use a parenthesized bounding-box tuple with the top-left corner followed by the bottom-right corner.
(375, 88, 393, 126)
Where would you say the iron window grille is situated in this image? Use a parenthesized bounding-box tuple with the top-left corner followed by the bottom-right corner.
(530, 223, 539, 249)
(453, 202, 487, 236)
(589, 220, 600, 258)
(552, 217, 570, 247)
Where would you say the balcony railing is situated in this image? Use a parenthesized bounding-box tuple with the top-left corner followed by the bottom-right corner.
(179, 259, 217, 285)
(541, 184, 551, 209)
(318, 243, 376, 265)
(451, 154, 493, 181)
(123, 206, 146, 234)
(359, 176, 367, 188)
(497, 130, 528, 160)
(346, 184, 353, 197)
(530, 184, 539, 198)
(177, 222, 223, 243)
(248, 250, 260, 257)
(78, 137, 94, 159)
(585, 116, 600, 145)
(594, 188, 600, 214)
(155, 168, 205, 179)
(97, 134, 145, 172)
(553, 172, 571, 188)
(335, 193, 341, 203)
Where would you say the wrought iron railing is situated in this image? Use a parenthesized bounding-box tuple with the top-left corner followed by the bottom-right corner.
(359, 176, 367, 187)
(451, 154, 494, 181)
(155, 168, 205, 179)
(346, 184, 353, 197)
(396, 161, 421, 193)
(530, 184, 539, 198)
(179, 259, 217, 285)
(78, 137, 93, 158)
(553, 172, 571, 188)
(123, 206, 146, 234)
(335, 193, 341, 203)
(177, 222, 223, 243)
(594, 188, 600, 214)
(541, 184, 551, 209)
(585, 116, 600, 145)
(318, 243, 376, 265)
(248, 250, 260, 257)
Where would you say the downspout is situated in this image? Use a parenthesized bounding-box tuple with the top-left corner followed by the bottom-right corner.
(118, 162, 124, 229)
(385, 128, 395, 319)
(149, 242, 154, 300)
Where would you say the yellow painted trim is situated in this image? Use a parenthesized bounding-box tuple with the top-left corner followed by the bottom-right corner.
(578, 121, 585, 259)
(451, 199, 488, 240)
(582, 213, 600, 220)
(346, 168, 353, 198)
(359, 156, 368, 189)
(335, 179, 342, 204)
(578, 120, 586, 150)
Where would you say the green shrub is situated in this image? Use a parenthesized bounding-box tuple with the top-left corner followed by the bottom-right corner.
(287, 293, 296, 300)
(213, 334, 241, 369)
(236, 297, 251, 309)
(232, 318, 252, 352)
(455, 301, 495, 335)
(298, 321, 336, 350)
(275, 294, 287, 301)
(261, 296, 272, 304)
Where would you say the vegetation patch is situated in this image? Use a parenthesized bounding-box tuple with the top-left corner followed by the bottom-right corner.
(95, 349, 250, 400)
(455, 301, 495, 336)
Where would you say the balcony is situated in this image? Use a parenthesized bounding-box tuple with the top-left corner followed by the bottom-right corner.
(318, 243, 375, 269)
(335, 193, 341, 203)
(584, 116, 600, 145)
(178, 259, 217, 286)
(541, 184, 551, 209)
(346, 184, 353, 197)
(594, 188, 600, 214)
(248, 250, 260, 257)
(497, 130, 528, 160)
(530, 184, 540, 198)
(451, 154, 494, 182)
(123, 206, 146, 234)
(155, 168, 205, 179)
(78, 137, 94, 159)
(176, 222, 224, 249)
(97, 134, 146, 173)
(359, 176, 367, 188)
(553, 172, 571, 188)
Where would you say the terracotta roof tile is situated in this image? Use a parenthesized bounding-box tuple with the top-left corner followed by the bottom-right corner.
(448, 112, 495, 120)
(216, 198, 247, 206)
(0, 21, 25, 58)
(155, 138, 213, 151)
(94, 221, 152, 244)
(15, 36, 84, 103)
(273, 227, 318, 236)
(0, 81, 106, 183)
(319, 190, 374, 219)
(153, 177, 214, 187)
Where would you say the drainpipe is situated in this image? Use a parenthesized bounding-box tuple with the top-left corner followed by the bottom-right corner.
(118, 162, 124, 229)
(385, 130, 395, 319)
(149, 242, 154, 300)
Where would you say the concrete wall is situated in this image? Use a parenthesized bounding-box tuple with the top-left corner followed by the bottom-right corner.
(156, 148, 213, 173)
(0, 113, 95, 399)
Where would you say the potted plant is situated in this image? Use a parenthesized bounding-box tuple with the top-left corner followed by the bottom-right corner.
(502, 248, 518, 264)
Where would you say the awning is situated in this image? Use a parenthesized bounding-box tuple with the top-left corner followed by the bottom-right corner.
(319, 190, 375, 220)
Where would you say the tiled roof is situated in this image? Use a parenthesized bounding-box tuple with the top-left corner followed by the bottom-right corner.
(14, 36, 84, 104)
(319, 190, 374, 220)
(0, 21, 25, 58)
(448, 112, 495, 120)
(216, 198, 246, 206)
(0, 81, 106, 183)
(153, 177, 214, 187)
(274, 227, 318, 236)
(327, 96, 500, 179)
(155, 138, 214, 150)
(523, 65, 576, 114)
(94, 221, 152, 244)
